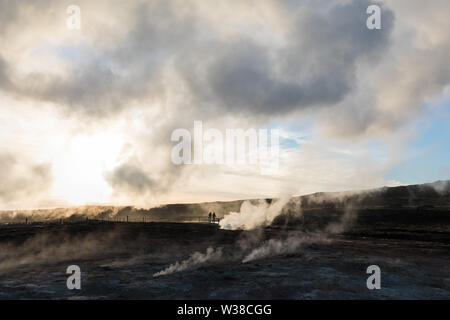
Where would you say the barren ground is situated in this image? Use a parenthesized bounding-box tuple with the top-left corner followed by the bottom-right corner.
(0, 220, 448, 299)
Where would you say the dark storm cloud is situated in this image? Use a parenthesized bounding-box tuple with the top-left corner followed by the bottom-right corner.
(0, 0, 19, 35)
(111, 1, 196, 63)
(106, 161, 156, 195)
(38, 1, 195, 118)
(184, 0, 394, 115)
(0, 54, 161, 119)
(0, 0, 394, 121)
(31, 61, 120, 115)
(105, 149, 186, 198)
(0, 0, 199, 119)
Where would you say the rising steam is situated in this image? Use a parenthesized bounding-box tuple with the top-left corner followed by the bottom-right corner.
(154, 193, 362, 276)
(153, 247, 223, 277)
(242, 232, 329, 263)
(219, 198, 290, 230)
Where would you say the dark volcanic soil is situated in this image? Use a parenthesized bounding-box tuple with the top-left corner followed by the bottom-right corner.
(0, 220, 448, 299)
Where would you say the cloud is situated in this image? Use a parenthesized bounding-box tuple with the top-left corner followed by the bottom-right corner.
(185, 0, 394, 117)
(0, 153, 52, 208)
(0, 0, 394, 122)
(105, 160, 155, 195)
(0, 54, 12, 91)
(0, 0, 448, 207)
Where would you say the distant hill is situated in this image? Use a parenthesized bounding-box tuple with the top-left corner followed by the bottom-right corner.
(1, 180, 449, 226)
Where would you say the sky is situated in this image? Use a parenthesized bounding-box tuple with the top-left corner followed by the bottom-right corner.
(0, 0, 449, 210)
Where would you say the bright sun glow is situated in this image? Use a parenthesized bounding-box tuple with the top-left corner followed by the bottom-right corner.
(51, 131, 124, 206)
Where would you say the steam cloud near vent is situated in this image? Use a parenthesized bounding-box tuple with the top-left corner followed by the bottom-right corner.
(219, 198, 290, 230)
(154, 193, 363, 276)
(153, 247, 223, 277)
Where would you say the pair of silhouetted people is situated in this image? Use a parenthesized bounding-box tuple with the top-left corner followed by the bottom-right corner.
(208, 212, 216, 223)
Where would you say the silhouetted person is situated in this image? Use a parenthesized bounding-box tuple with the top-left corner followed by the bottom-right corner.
(212, 212, 216, 223)
(208, 212, 212, 223)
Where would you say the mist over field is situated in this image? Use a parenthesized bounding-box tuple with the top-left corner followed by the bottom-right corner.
(0, 181, 449, 299)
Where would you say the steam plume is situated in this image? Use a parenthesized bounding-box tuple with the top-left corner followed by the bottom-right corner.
(219, 198, 290, 230)
(153, 247, 223, 277)
(242, 233, 329, 263)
